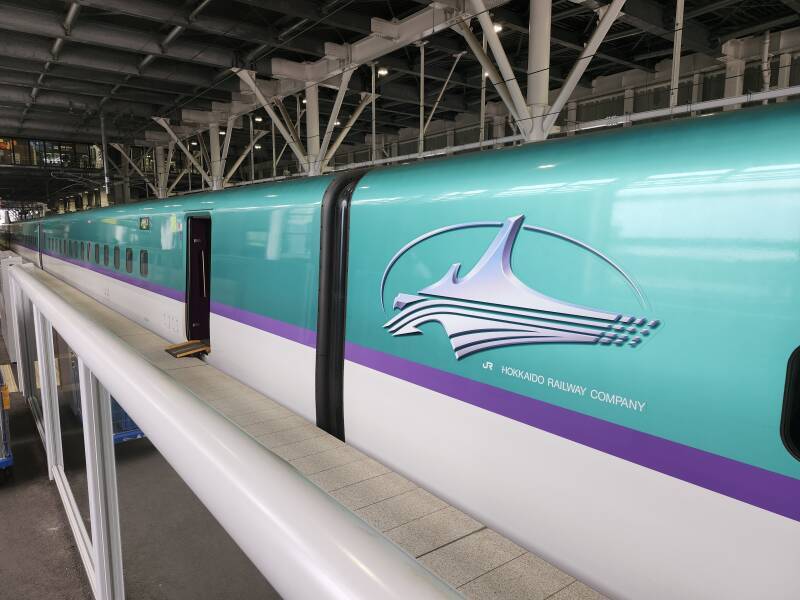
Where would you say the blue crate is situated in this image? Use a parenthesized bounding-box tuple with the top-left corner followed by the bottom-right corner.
(110, 399, 144, 444)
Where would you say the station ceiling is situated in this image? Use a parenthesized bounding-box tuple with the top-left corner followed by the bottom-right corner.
(0, 0, 797, 205)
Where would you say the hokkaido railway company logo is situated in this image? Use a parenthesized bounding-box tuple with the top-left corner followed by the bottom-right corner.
(380, 215, 660, 360)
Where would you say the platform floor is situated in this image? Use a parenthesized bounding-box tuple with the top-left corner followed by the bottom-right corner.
(0, 264, 609, 600)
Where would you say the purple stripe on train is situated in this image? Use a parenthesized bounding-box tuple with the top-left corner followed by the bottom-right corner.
(24, 243, 800, 521)
(39, 247, 184, 301)
(209, 301, 317, 348)
(344, 341, 800, 523)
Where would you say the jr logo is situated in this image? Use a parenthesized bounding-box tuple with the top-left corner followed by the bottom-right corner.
(380, 215, 659, 360)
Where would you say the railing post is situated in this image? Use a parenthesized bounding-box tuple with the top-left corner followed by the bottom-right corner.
(78, 359, 125, 600)
(32, 306, 62, 479)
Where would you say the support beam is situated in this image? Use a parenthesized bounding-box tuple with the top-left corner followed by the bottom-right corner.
(305, 83, 320, 172)
(566, 0, 715, 56)
(110, 143, 157, 197)
(322, 93, 374, 170)
(470, 0, 532, 136)
(528, 0, 552, 140)
(669, 0, 685, 108)
(541, 0, 627, 138)
(152, 117, 212, 188)
(234, 69, 308, 172)
(224, 131, 267, 183)
(317, 68, 355, 175)
(208, 122, 223, 190)
(424, 53, 464, 135)
(167, 168, 187, 195)
(453, 21, 524, 130)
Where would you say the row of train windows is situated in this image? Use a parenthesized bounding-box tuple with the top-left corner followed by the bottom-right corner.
(46, 238, 149, 278)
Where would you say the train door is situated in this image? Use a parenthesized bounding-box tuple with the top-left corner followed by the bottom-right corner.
(185, 216, 211, 341)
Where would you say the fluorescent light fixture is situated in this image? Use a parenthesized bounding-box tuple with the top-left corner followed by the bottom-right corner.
(254, 116, 263, 122)
(220, 130, 226, 135)
(377, 66, 389, 76)
(493, 23, 503, 33)
(191, 141, 198, 146)
(302, 98, 307, 104)
(254, 144, 262, 150)
(334, 120, 341, 126)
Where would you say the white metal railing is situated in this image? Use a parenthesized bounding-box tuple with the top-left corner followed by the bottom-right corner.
(8, 263, 460, 600)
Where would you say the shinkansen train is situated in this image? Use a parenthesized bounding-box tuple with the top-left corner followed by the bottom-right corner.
(5, 103, 800, 599)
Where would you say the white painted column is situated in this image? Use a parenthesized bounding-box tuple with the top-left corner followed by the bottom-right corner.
(120, 145, 130, 203)
(691, 73, 704, 115)
(305, 83, 320, 174)
(154, 145, 167, 198)
(208, 123, 223, 190)
(528, 0, 552, 139)
(566, 101, 577, 136)
(722, 39, 745, 111)
(623, 88, 634, 126)
(669, 0, 684, 108)
(777, 53, 793, 102)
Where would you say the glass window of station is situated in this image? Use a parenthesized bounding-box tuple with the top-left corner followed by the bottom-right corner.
(0, 137, 100, 169)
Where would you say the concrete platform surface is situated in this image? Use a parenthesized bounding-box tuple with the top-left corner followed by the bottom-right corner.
(1, 264, 611, 600)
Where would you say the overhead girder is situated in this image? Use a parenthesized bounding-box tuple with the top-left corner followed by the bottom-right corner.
(71, 0, 324, 58)
(0, 69, 214, 109)
(564, 0, 716, 56)
(0, 3, 274, 76)
(0, 31, 236, 91)
(0, 86, 159, 119)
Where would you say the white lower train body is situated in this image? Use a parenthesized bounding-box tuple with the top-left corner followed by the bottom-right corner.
(16, 244, 800, 600)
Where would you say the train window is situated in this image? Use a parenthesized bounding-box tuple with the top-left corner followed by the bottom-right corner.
(104, 245, 109, 266)
(80, 242, 85, 260)
(139, 250, 148, 277)
(125, 248, 132, 273)
(113, 246, 120, 270)
(95, 243, 100, 263)
(782, 348, 800, 461)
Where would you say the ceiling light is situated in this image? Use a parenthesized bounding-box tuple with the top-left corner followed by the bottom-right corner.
(377, 66, 389, 76)
(334, 120, 341, 126)
(302, 98, 307, 104)
(219, 130, 226, 135)
(254, 116, 263, 122)
(191, 141, 198, 146)
(254, 144, 262, 150)
(484, 71, 490, 78)
(493, 23, 503, 33)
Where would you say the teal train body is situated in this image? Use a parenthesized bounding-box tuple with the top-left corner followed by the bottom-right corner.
(6, 103, 800, 600)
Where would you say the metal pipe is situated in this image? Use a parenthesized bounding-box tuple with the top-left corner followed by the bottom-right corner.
(234, 69, 308, 171)
(224, 131, 267, 183)
(99, 113, 110, 196)
(249, 115, 255, 181)
(453, 21, 522, 125)
(322, 93, 373, 169)
(152, 117, 212, 187)
(542, 0, 626, 137)
(11, 266, 460, 600)
(471, 0, 532, 135)
(319, 68, 355, 173)
(669, 0, 684, 108)
(418, 42, 425, 155)
(423, 52, 464, 135)
(479, 32, 486, 144)
(762, 30, 771, 105)
(371, 63, 377, 162)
